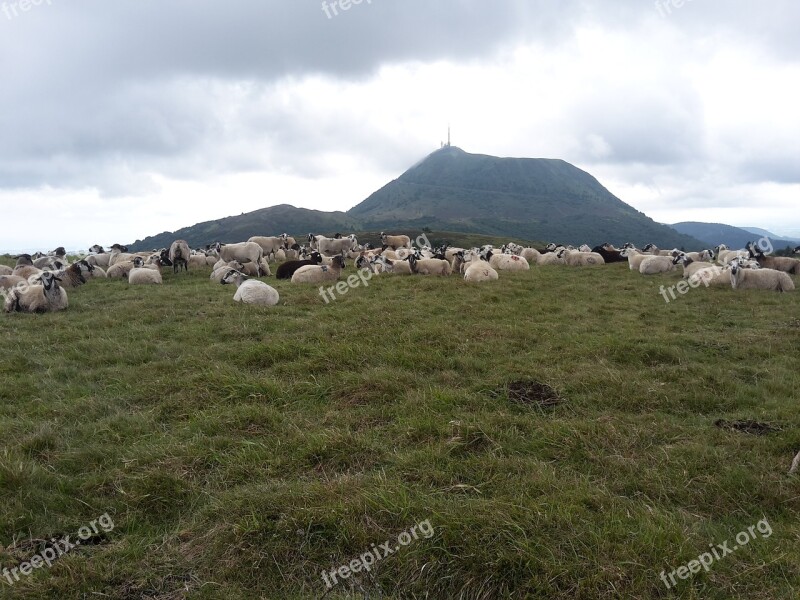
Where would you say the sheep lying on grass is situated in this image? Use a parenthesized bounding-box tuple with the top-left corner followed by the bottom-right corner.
(730, 258, 795, 292)
(3, 271, 68, 313)
(129, 267, 163, 285)
(409, 255, 452, 276)
(639, 255, 675, 275)
(54, 260, 94, 289)
(558, 248, 604, 267)
(276, 253, 323, 280)
(464, 259, 499, 282)
(220, 270, 279, 306)
(291, 255, 345, 284)
(486, 250, 530, 271)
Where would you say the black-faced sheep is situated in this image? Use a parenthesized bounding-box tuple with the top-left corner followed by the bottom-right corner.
(3, 271, 68, 313)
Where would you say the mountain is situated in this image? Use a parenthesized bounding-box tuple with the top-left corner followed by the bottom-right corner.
(129, 205, 358, 251)
(347, 146, 703, 248)
(669, 222, 799, 250)
(742, 227, 800, 243)
(129, 146, 706, 251)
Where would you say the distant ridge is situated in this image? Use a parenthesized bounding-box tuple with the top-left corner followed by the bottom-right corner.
(669, 222, 799, 250)
(129, 146, 706, 251)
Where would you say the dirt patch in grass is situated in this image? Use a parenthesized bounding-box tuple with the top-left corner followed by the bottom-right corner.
(494, 379, 563, 408)
(714, 419, 783, 435)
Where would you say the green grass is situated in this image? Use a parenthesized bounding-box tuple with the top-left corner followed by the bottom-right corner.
(0, 256, 798, 599)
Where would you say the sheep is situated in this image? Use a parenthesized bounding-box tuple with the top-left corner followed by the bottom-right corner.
(108, 244, 134, 266)
(794, 245, 800, 255)
(214, 241, 264, 271)
(538, 251, 566, 266)
(4, 271, 68, 313)
(487, 251, 530, 271)
(220, 270, 280, 306)
(211, 261, 244, 282)
(730, 258, 795, 292)
(675, 255, 715, 280)
(291, 255, 345, 284)
(13, 265, 43, 281)
(464, 258, 499, 282)
(381, 256, 414, 275)
(591, 244, 626, 263)
(520, 248, 541, 263)
(274, 249, 287, 262)
(408, 255, 452, 276)
(107, 257, 146, 278)
(129, 267, 163, 285)
(681, 249, 715, 263)
(380, 232, 411, 250)
(54, 260, 94, 289)
(558, 248, 605, 266)
(622, 247, 651, 271)
(0, 275, 26, 291)
(639, 255, 676, 275)
(86, 252, 112, 268)
(274, 253, 323, 279)
(169, 239, 191, 273)
(0, 266, 12, 276)
(642, 244, 675, 256)
(715, 244, 749, 265)
(747, 243, 800, 275)
(249, 236, 285, 258)
(314, 234, 357, 257)
(86, 266, 107, 279)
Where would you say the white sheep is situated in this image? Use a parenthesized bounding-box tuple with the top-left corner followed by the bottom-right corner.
(464, 259, 499, 282)
(730, 259, 795, 292)
(129, 267, 163, 285)
(249, 236, 286, 258)
(537, 251, 566, 266)
(639, 255, 676, 275)
(210, 261, 244, 282)
(520, 248, 541, 264)
(4, 271, 68, 313)
(486, 251, 530, 271)
(380, 232, 411, 250)
(622, 247, 650, 271)
(220, 270, 280, 306)
(409, 255, 452, 276)
(315, 235, 357, 257)
(291, 255, 345, 283)
(169, 239, 191, 273)
(0, 265, 12, 276)
(558, 248, 605, 266)
(214, 242, 264, 272)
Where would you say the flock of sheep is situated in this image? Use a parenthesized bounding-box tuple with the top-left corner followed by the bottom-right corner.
(2, 233, 799, 313)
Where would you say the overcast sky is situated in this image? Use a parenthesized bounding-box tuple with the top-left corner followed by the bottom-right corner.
(1, 0, 799, 252)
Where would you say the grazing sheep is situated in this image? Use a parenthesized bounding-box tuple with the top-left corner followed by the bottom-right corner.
(169, 240, 191, 273)
(220, 270, 280, 306)
(380, 232, 411, 250)
(639, 255, 676, 275)
(730, 259, 795, 292)
(487, 251, 530, 271)
(408, 255, 452, 276)
(4, 271, 68, 313)
(291, 255, 345, 284)
(464, 259, 499, 282)
(276, 253, 323, 280)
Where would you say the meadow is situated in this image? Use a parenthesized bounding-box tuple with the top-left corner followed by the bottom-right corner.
(0, 254, 798, 599)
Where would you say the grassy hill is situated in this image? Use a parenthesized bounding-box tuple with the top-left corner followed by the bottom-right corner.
(129, 147, 707, 252)
(1, 256, 798, 598)
(348, 146, 705, 248)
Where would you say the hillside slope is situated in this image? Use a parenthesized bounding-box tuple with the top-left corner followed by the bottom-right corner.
(670, 222, 799, 250)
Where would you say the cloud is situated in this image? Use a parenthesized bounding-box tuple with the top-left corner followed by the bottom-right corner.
(0, 0, 798, 251)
